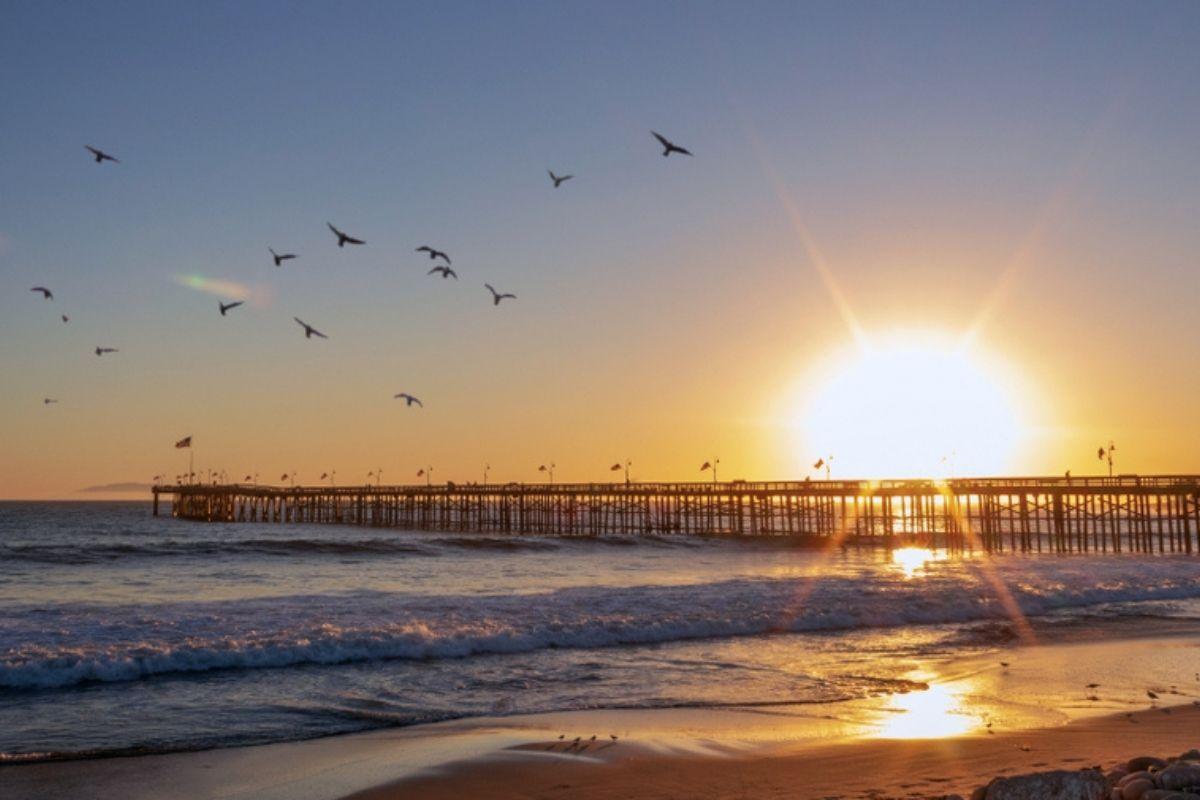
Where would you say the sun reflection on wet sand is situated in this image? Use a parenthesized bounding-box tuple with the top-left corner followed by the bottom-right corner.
(890, 546, 946, 578)
(873, 674, 979, 739)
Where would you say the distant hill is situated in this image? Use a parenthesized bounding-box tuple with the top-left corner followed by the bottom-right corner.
(78, 482, 153, 494)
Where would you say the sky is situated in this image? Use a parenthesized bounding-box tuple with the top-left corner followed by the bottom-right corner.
(2, 1, 1200, 498)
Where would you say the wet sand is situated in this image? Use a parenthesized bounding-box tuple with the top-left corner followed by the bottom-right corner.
(353, 705, 1200, 800)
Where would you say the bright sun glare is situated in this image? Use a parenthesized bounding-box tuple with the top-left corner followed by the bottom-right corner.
(799, 331, 1026, 477)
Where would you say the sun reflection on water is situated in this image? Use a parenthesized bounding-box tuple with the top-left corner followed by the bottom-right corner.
(874, 678, 978, 739)
(891, 546, 946, 578)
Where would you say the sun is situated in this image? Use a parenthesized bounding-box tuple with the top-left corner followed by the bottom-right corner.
(795, 331, 1028, 477)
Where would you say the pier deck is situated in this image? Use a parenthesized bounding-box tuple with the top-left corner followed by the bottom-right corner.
(153, 475, 1200, 553)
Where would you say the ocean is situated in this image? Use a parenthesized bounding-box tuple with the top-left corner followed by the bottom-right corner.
(2, 501, 1199, 762)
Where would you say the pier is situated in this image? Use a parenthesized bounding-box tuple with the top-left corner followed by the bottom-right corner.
(152, 475, 1200, 554)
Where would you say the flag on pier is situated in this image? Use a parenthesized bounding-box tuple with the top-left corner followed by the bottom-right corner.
(700, 461, 712, 471)
(175, 436, 192, 448)
(610, 463, 621, 471)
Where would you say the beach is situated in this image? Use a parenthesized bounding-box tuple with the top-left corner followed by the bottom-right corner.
(6, 629, 1198, 799)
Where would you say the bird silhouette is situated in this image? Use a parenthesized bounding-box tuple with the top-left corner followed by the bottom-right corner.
(84, 145, 120, 164)
(1147, 690, 1159, 700)
(269, 247, 297, 267)
(219, 301, 244, 316)
(651, 131, 692, 157)
(485, 283, 516, 306)
(61, 314, 69, 323)
(30, 286, 53, 300)
(428, 265, 458, 279)
(327, 222, 365, 247)
(394, 393, 423, 407)
(416, 246, 450, 264)
(548, 169, 573, 188)
(94, 347, 118, 356)
(293, 318, 328, 339)
(43, 398, 58, 405)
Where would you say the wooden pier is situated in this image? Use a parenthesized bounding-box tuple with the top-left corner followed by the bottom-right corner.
(152, 475, 1200, 554)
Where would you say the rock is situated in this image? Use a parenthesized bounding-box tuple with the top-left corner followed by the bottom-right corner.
(982, 769, 1107, 799)
(972, 787, 988, 800)
(1159, 764, 1200, 790)
(1129, 757, 1169, 773)
(1140, 791, 1200, 799)
(1180, 750, 1200, 763)
(1120, 772, 1154, 788)
(1121, 779, 1158, 800)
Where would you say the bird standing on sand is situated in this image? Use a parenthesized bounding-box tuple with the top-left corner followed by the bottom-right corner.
(219, 301, 244, 316)
(548, 169, 573, 188)
(394, 393, 423, 407)
(651, 131, 692, 157)
(94, 347, 118, 356)
(327, 222, 365, 247)
(428, 265, 458, 279)
(31, 286, 53, 300)
(485, 284, 516, 306)
(269, 247, 297, 267)
(416, 246, 450, 264)
(610, 734, 618, 742)
(293, 318, 328, 339)
(84, 145, 120, 164)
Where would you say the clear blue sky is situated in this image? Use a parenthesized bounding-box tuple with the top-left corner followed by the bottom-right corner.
(3, 1, 1200, 496)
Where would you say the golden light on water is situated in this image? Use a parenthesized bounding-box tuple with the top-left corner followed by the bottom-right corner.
(796, 331, 1030, 478)
(874, 679, 978, 740)
(890, 546, 945, 578)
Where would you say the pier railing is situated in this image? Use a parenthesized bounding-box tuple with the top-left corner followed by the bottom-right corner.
(152, 475, 1200, 554)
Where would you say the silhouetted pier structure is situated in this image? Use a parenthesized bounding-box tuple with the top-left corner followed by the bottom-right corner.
(152, 475, 1200, 554)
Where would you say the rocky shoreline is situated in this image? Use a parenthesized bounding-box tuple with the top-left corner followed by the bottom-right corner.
(950, 747, 1200, 800)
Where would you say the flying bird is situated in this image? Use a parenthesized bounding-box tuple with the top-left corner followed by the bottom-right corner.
(416, 246, 451, 264)
(428, 265, 458, 279)
(94, 347, 118, 356)
(269, 247, 297, 267)
(84, 145, 120, 164)
(30, 286, 53, 300)
(651, 131, 692, 157)
(43, 398, 58, 405)
(219, 301, 244, 316)
(548, 170, 573, 188)
(293, 317, 328, 339)
(61, 314, 69, 323)
(327, 222, 365, 247)
(485, 283, 516, 306)
(394, 393, 423, 407)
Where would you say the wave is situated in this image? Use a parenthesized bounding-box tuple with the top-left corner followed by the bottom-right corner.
(3, 556, 1200, 691)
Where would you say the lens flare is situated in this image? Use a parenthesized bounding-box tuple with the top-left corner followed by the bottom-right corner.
(173, 274, 271, 306)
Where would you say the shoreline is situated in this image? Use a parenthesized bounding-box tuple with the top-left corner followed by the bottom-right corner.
(6, 632, 1199, 800)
